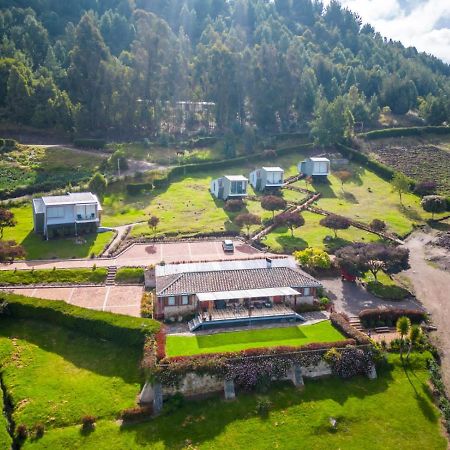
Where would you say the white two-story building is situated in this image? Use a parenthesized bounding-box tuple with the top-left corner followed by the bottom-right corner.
(32, 192, 102, 239)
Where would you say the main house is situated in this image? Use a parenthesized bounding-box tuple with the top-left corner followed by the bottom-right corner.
(210, 175, 248, 200)
(298, 157, 330, 177)
(249, 166, 284, 191)
(154, 258, 322, 331)
(32, 192, 102, 239)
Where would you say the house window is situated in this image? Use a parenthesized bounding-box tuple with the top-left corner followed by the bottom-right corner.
(304, 287, 311, 296)
(168, 296, 175, 306)
(182, 294, 189, 305)
(230, 181, 245, 194)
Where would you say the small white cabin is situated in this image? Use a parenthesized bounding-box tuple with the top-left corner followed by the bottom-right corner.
(249, 167, 284, 191)
(298, 157, 330, 177)
(210, 175, 248, 200)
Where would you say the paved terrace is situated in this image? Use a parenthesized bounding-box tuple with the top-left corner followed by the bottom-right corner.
(0, 240, 272, 270)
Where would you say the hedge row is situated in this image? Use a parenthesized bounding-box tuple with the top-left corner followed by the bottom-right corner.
(336, 143, 416, 187)
(360, 126, 450, 140)
(151, 143, 313, 188)
(0, 293, 160, 346)
(358, 307, 426, 328)
(0, 138, 17, 151)
(73, 138, 107, 149)
(126, 182, 153, 195)
(330, 312, 371, 344)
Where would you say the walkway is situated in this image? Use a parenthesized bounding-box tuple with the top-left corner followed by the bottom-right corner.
(2, 285, 143, 317)
(0, 240, 270, 271)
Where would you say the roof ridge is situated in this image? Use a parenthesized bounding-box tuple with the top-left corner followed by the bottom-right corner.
(157, 273, 184, 294)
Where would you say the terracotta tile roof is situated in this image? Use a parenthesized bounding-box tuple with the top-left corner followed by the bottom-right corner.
(156, 267, 321, 296)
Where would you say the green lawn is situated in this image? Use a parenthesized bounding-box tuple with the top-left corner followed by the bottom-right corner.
(0, 268, 107, 285)
(0, 390, 12, 450)
(166, 321, 345, 357)
(361, 271, 411, 300)
(0, 318, 142, 430)
(264, 210, 382, 253)
(311, 166, 444, 236)
(2, 204, 113, 260)
(115, 267, 145, 284)
(23, 353, 446, 450)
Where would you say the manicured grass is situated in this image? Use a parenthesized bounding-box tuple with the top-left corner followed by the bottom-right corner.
(361, 272, 410, 300)
(23, 353, 446, 449)
(264, 210, 382, 253)
(166, 321, 345, 357)
(115, 267, 144, 284)
(0, 392, 12, 450)
(312, 166, 444, 236)
(0, 318, 142, 430)
(0, 268, 107, 286)
(2, 204, 113, 259)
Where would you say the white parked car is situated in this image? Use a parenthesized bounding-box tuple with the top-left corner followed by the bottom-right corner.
(222, 240, 234, 253)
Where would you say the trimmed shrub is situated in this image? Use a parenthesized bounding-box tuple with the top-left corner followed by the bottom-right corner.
(156, 326, 167, 360)
(324, 346, 374, 378)
(120, 405, 153, 421)
(360, 126, 450, 140)
(255, 397, 272, 416)
(141, 292, 153, 318)
(73, 138, 107, 149)
(81, 415, 96, 430)
(16, 424, 28, 440)
(358, 308, 426, 328)
(224, 199, 244, 212)
(1, 293, 160, 346)
(115, 267, 144, 284)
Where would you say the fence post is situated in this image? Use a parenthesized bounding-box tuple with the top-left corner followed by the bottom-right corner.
(224, 378, 236, 400)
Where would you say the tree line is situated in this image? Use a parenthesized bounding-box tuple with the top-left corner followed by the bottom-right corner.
(0, 0, 449, 140)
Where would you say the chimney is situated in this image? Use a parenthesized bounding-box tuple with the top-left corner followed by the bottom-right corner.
(266, 257, 272, 269)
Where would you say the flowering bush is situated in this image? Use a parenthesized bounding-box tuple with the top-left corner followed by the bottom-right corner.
(324, 346, 374, 378)
(156, 326, 167, 360)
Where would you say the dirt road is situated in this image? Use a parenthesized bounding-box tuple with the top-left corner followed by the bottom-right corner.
(403, 231, 450, 388)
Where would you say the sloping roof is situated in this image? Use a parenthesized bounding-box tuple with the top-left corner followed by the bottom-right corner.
(155, 257, 296, 277)
(262, 166, 284, 172)
(156, 266, 321, 296)
(197, 287, 299, 301)
(309, 157, 330, 162)
(224, 175, 248, 181)
(41, 192, 101, 206)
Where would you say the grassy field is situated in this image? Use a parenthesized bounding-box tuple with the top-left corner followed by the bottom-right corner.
(0, 145, 104, 196)
(264, 210, 382, 253)
(2, 204, 113, 259)
(166, 321, 345, 357)
(106, 152, 303, 232)
(0, 268, 107, 285)
(0, 318, 142, 430)
(22, 353, 446, 449)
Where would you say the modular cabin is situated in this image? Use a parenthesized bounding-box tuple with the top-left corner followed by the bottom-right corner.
(210, 175, 248, 200)
(298, 157, 330, 177)
(154, 258, 322, 331)
(32, 192, 102, 239)
(249, 167, 284, 191)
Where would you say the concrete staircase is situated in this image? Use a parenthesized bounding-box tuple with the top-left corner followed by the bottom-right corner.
(106, 266, 117, 286)
(348, 315, 364, 331)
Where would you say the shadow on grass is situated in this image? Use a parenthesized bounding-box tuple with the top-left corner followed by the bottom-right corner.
(312, 178, 337, 199)
(123, 370, 394, 448)
(275, 234, 308, 252)
(0, 317, 142, 384)
(428, 220, 450, 232)
(397, 204, 422, 222)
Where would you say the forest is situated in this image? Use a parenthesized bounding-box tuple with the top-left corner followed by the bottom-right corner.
(0, 0, 449, 141)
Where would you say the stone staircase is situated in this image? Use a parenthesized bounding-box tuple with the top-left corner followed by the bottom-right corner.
(106, 266, 117, 286)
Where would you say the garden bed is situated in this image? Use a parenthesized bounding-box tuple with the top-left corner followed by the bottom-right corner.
(115, 267, 145, 284)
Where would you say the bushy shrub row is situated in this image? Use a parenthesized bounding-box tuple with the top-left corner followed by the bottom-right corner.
(330, 312, 371, 344)
(0, 293, 160, 346)
(428, 358, 450, 433)
(358, 307, 426, 328)
(185, 136, 217, 148)
(153, 340, 356, 387)
(360, 126, 450, 140)
(366, 281, 410, 300)
(324, 346, 374, 378)
(73, 138, 107, 149)
(126, 182, 153, 195)
(0, 138, 17, 151)
(115, 267, 144, 284)
(141, 292, 153, 318)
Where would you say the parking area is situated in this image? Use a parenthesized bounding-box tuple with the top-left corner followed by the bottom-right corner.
(115, 239, 265, 266)
(3, 285, 143, 317)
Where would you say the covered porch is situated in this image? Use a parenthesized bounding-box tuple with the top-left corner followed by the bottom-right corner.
(189, 287, 304, 331)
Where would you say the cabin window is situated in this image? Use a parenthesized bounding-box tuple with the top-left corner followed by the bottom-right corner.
(182, 294, 189, 305)
(168, 296, 175, 306)
(47, 206, 65, 218)
(230, 181, 245, 194)
(304, 287, 311, 296)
